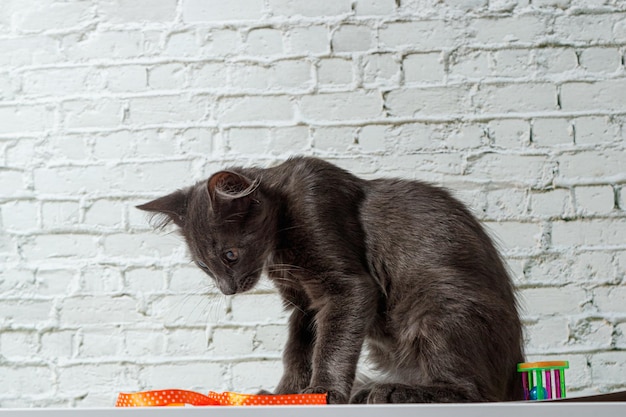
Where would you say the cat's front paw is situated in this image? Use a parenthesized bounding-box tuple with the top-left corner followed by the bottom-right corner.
(301, 387, 347, 404)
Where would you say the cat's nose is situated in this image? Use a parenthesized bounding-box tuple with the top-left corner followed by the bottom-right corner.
(218, 280, 237, 295)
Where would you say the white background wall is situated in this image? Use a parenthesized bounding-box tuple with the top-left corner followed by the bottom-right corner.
(0, 0, 625, 408)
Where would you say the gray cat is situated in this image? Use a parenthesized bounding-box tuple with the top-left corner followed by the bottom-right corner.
(138, 156, 524, 404)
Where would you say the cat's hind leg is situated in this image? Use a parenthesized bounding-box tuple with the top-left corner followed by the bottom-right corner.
(350, 382, 477, 404)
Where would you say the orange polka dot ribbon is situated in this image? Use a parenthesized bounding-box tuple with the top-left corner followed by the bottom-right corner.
(116, 390, 328, 407)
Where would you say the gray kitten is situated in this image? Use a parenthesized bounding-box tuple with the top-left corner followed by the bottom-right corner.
(138, 156, 524, 404)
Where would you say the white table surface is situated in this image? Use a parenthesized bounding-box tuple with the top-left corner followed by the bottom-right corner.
(1, 402, 626, 417)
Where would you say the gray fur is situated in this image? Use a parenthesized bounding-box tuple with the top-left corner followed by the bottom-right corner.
(137, 156, 524, 404)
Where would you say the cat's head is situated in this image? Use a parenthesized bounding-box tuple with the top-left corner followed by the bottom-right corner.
(137, 171, 275, 295)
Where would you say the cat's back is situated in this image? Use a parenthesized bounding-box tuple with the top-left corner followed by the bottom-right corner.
(360, 177, 512, 292)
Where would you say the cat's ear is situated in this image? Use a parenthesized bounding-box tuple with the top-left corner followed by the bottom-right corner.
(136, 189, 188, 228)
(207, 171, 259, 215)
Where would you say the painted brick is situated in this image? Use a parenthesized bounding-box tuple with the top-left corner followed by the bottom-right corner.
(62, 98, 124, 129)
(488, 119, 531, 148)
(78, 329, 122, 357)
(164, 31, 200, 57)
(466, 153, 551, 185)
(568, 319, 614, 350)
(593, 286, 626, 314)
(362, 53, 401, 87)
(519, 287, 586, 317)
(385, 86, 469, 116)
(484, 188, 528, 219)
(573, 116, 621, 145)
(472, 82, 557, 113)
(403, 52, 444, 83)
(300, 91, 383, 121)
(313, 127, 356, 152)
(332, 25, 374, 53)
(12, 1, 93, 32)
(62, 31, 148, 61)
(34, 269, 75, 296)
(148, 64, 187, 90)
(40, 330, 74, 359)
(244, 28, 284, 56)
(270, 126, 311, 155)
(255, 324, 288, 353)
(0, 37, 62, 66)
(557, 151, 624, 180)
(136, 130, 180, 157)
(534, 47, 578, 75)
(0, 366, 54, 396)
(491, 49, 532, 78)
(58, 364, 139, 394)
(105, 65, 148, 93)
(169, 266, 212, 293)
(271, 60, 313, 90)
(575, 185, 615, 215)
(41, 201, 80, 229)
(23, 67, 103, 97)
(554, 14, 616, 43)
(0, 331, 38, 359)
(483, 221, 541, 252)
(232, 360, 283, 391)
(268, 0, 352, 17)
(22, 234, 97, 260)
(150, 295, 228, 326)
(84, 199, 123, 228)
(590, 352, 626, 385)
(551, 219, 626, 247)
(1, 200, 39, 231)
(166, 329, 209, 356)
(227, 128, 271, 155)
(217, 95, 294, 123)
(531, 118, 573, 146)
(616, 323, 626, 349)
(139, 363, 225, 391)
(212, 327, 255, 356)
(60, 296, 144, 325)
(127, 95, 208, 125)
(569, 251, 617, 284)
(354, 0, 396, 15)
(524, 317, 569, 353)
(0, 269, 35, 295)
(529, 189, 574, 218)
(449, 50, 490, 79)
(183, 0, 265, 22)
(80, 266, 123, 294)
(0, 104, 55, 134)
(0, 300, 53, 326)
(358, 125, 388, 153)
(230, 293, 287, 323)
(379, 21, 460, 50)
(579, 47, 621, 73)
(125, 268, 166, 293)
(560, 80, 626, 112)
(97, 0, 177, 23)
(470, 15, 547, 44)
(104, 233, 182, 259)
(203, 30, 243, 57)
(287, 26, 329, 55)
(318, 58, 354, 87)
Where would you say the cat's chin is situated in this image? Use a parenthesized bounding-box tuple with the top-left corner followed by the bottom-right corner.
(237, 274, 261, 293)
(218, 274, 260, 295)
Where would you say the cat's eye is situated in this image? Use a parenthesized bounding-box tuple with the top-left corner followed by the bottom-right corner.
(196, 260, 209, 270)
(223, 249, 239, 263)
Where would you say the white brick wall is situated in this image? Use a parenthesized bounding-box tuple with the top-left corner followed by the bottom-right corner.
(0, 0, 625, 407)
